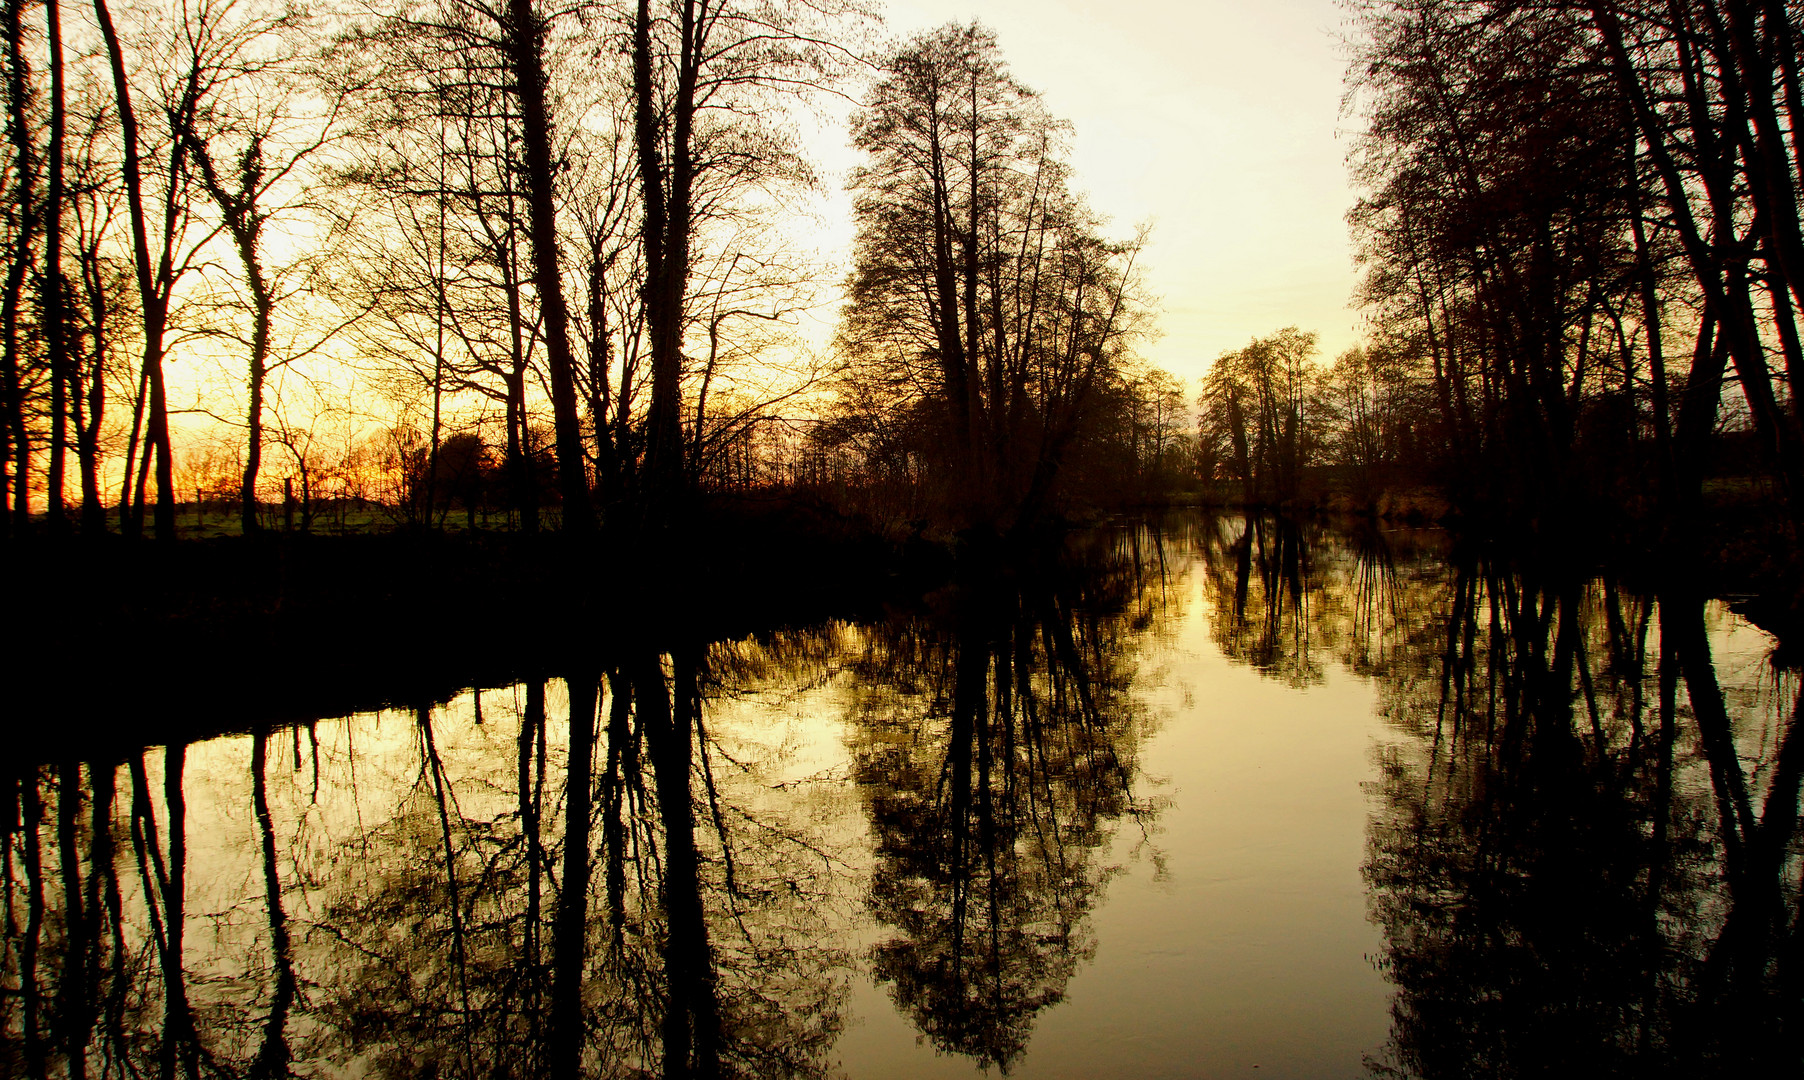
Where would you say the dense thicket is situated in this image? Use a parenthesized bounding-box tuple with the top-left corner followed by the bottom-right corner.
(1195, 0, 1804, 541)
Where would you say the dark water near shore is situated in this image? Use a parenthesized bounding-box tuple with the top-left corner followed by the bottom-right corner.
(4, 514, 1800, 1078)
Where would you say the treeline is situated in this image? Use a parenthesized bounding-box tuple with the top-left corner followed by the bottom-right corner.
(0, 4, 1184, 543)
(1199, 1, 1804, 538)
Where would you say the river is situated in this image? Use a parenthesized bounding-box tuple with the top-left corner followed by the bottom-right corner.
(3, 513, 1798, 1077)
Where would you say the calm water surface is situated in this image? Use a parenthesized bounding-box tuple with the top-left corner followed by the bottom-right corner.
(5, 515, 1800, 1077)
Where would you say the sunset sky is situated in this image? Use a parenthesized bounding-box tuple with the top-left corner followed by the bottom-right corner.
(164, 0, 1368, 431)
(807, 0, 1367, 386)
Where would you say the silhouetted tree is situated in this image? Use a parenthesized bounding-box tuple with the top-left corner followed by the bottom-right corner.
(1345, 0, 1804, 536)
(629, 0, 864, 518)
(832, 22, 1148, 533)
(1197, 328, 1326, 505)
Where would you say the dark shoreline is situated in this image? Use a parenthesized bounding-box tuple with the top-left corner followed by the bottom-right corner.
(10, 496, 1798, 765)
(12, 497, 949, 764)
(1161, 481, 1804, 653)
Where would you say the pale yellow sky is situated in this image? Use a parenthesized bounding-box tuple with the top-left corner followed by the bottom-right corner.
(803, 0, 1366, 385)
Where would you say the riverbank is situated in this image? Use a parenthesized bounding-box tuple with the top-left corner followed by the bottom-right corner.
(13, 492, 1800, 762)
(1177, 476, 1804, 654)
(11, 494, 952, 760)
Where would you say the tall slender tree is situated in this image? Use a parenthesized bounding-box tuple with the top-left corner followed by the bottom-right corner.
(836, 23, 1146, 529)
(43, 0, 68, 532)
(500, 0, 592, 531)
(2, 0, 38, 533)
(630, 0, 865, 515)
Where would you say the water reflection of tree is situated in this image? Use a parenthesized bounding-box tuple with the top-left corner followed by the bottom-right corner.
(3, 652, 849, 1080)
(1, 747, 207, 1080)
(844, 535, 1170, 1071)
(1364, 576, 1803, 1075)
(1195, 516, 1803, 1075)
(1198, 514, 1328, 686)
(300, 662, 848, 1080)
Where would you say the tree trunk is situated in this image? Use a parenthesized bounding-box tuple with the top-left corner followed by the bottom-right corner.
(76, 236, 106, 534)
(56, 762, 92, 1078)
(501, 213, 539, 533)
(587, 239, 619, 504)
(548, 670, 599, 1078)
(503, 0, 593, 532)
(189, 136, 275, 538)
(93, 0, 178, 541)
(250, 731, 296, 1079)
(635, 0, 699, 514)
(2, 0, 36, 534)
(44, 0, 68, 534)
(637, 649, 722, 1080)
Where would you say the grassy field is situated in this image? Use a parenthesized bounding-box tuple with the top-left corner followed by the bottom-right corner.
(43, 500, 561, 538)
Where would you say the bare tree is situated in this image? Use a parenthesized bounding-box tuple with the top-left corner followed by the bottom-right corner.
(1, 0, 40, 533)
(42, 0, 68, 532)
(835, 23, 1148, 529)
(1197, 329, 1325, 505)
(628, 0, 867, 513)
(184, 5, 350, 535)
(91, 0, 255, 539)
(499, 0, 592, 530)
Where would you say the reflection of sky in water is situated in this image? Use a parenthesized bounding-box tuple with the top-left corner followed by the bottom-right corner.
(6, 516, 1796, 1079)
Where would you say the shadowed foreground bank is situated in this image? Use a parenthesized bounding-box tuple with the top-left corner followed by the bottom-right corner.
(18, 495, 1804, 761)
(13, 496, 953, 760)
